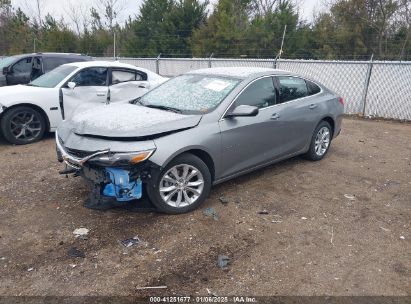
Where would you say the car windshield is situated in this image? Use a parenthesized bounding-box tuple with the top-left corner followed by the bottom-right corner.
(139, 74, 240, 114)
(0, 56, 17, 70)
(29, 65, 77, 88)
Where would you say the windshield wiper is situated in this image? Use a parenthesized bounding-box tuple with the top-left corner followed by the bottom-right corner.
(131, 97, 143, 105)
(145, 104, 182, 113)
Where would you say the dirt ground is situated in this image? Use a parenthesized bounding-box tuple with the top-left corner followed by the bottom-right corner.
(0, 117, 410, 296)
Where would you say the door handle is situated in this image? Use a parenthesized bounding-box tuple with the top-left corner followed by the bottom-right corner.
(309, 104, 317, 109)
(271, 113, 280, 120)
(97, 93, 106, 96)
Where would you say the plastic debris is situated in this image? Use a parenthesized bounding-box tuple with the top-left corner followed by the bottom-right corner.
(400, 236, 405, 240)
(27, 267, 34, 272)
(73, 228, 89, 237)
(219, 196, 229, 205)
(301, 217, 307, 220)
(206, 288, 218, 296)
(136, 286, 167, 290)
(258, 210, 269, 215)
(217, 255, 230, 268)
(344, 194, 356, 200)
(121, 236, 141, 248)
(68, 247, 86, 258)
(203, 207, 219, 220)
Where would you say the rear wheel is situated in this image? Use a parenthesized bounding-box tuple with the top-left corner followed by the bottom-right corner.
(0, 106, 46, 145)
(304, 120, 332, 161)
(146, 153, 211, 214)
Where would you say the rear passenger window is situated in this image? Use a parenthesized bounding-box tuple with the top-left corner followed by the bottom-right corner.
(43, 57, 69, 72)
(235, 77, 276, 109)
(306, 80, 321, 95)
(112, 69, 147, 85)
(277, 76, 308, 103)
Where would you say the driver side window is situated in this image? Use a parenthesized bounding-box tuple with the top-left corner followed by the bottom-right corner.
(70, 67, 108, 87)
(12, 57, 32, 74)
(235, 77, 276, 109)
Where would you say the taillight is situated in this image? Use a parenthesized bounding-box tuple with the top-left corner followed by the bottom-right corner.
(338, 97, 345, 106)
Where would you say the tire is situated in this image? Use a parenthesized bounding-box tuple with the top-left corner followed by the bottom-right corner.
(0, 106, 46, 145)
(146, 153, 212, 214)
(304, 120, 332, 161)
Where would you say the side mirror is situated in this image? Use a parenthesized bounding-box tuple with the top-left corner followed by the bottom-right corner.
(67, 82, 76, 90)
(225, 105, 259, 118)
(2, 66, 9, 75)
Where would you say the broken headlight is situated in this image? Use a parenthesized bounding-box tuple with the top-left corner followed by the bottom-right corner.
(88, 149, 155, 166)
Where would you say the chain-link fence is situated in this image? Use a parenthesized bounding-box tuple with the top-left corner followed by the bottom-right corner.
(2, 55, 409, 120)
(97, 56, 411, 121)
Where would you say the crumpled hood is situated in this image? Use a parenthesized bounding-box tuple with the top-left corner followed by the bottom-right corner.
(0, 84, 46, 103)
(67, 103, 202, 138)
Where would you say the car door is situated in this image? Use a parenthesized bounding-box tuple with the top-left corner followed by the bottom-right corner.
(270, 76, 321, 157)
(6, 56, 33, 85)
(61, 67, 109, 120)
(219, 76, 279, 178)
(109, 68, 150, 103)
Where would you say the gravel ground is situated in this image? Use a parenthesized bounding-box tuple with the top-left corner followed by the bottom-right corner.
(0, 117, 410, 296)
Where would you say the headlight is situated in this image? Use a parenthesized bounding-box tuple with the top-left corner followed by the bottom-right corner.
(0, 104, 5, 115)
(88, 149, 155, 166)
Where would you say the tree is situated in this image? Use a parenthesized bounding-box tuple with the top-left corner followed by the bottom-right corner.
(122, 0, 174, 56)
(162, 0, 209, 55)
(191, 0, 252, 57)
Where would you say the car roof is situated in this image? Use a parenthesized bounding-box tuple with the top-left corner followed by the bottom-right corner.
(65, 60, 156, 75)
(188, 67, 295, 79)
(9, 53, 90, 58)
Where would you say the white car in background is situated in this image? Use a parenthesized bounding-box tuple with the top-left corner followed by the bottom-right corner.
(0, 61, 167, 144)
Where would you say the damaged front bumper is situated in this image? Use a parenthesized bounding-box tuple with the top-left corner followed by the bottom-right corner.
(56, 131, 159, 207)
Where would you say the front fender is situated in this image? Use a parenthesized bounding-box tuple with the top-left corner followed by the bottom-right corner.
(151, 121, 221, 176)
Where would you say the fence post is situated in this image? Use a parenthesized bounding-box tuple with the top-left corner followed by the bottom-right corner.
(208, 53, 214, 68)
(361, 54, 374, 116)
(156, 53, 162, 75)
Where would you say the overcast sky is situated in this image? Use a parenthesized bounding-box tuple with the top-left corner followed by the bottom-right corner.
(11, 0, 324, 27)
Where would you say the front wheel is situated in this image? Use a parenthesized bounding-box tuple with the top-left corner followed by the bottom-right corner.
(146, 153, 212, 214)
(304, 120, 332, 161)
(0, 106, 46, 145)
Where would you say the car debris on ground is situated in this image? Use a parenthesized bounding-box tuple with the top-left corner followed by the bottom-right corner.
(217, 255, 230, 269)
(344, 194, 356, 200)
(136, 286, 167, 290)
(120, 236, 141, 248)
(68, 247, 86, 258)
(73, 228, 89, 238)
(219, 196, 229, 205)
(203, 207, 219, 221)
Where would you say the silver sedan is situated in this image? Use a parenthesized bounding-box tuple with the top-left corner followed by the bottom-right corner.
(56, 67, 344, 214)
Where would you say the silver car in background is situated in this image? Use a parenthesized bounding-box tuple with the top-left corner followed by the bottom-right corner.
(56, 67, 344, 214)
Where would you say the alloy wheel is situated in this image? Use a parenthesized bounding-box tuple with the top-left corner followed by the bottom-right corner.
(314, 126, 330, 156)
(159, 164, 205, 208)
(9, 111, 42, 141)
